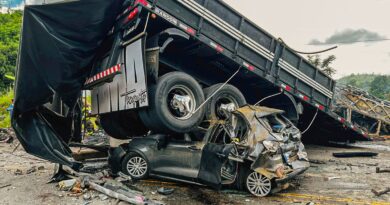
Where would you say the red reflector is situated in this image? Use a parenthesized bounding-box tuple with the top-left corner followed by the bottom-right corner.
(186, 27, 195, 35)
(135, 0, 148, 7)
(126, 8, 139, 22)
(315, 103, 325, 110)
(281, 84, 292, 91)
(298, 93, 309, 101)
(215, 45, 224, 53)
(338, 117, 345, 123)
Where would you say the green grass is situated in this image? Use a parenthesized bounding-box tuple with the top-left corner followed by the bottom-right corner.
(0, 90, 13, 128)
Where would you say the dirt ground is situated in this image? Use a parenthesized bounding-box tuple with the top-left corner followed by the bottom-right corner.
(1, 138, 390, 205)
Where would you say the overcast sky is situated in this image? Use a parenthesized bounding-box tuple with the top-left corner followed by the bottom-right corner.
(224, 0, 390, 79)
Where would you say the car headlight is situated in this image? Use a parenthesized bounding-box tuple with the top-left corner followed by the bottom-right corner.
(263, 140, 279, 153)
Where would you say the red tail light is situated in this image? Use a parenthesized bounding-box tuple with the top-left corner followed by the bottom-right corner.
(125, 8, 139, 23)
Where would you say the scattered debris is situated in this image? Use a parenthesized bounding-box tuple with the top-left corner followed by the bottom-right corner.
(86, 180, 148, 205)
(0, 183, 11, 189)
(376, 167, 390, 173)
(332, 152, 378, 158)
(26, 166, 37, 174)
(0, 128, 14, 143)
(309, 159, 326, 164)
(371, 187, 390, 197)
(157, 187, 174, 195)
(98, 194, 109, 201)
(14, 169, 23, 175)
(324, 176, 341, 181)
(83, 193, 91, 200)
(58, 179, 79, 191)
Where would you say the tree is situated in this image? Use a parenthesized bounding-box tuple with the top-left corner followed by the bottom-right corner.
(307, 54, 337, 77)
(369, 75, 390, 100)
(0, 11, 22, 93)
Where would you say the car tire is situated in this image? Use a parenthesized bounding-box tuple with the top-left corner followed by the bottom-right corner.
(244, 170, 272, 197)
(139, 71, 205, 133)
(121, 152, 149, 180)
(203, 83, 246, 120)
(100, 111, 148, 139)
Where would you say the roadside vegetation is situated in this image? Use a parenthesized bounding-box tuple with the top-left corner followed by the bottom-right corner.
(0, 11, 20, 128)
(0, 90, 13, 127)
(338, 74, 390, 101)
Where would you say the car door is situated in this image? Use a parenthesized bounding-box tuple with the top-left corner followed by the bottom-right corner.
(151, 134, 204, 180)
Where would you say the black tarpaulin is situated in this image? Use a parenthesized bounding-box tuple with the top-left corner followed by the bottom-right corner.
(12, 0, 123, 168)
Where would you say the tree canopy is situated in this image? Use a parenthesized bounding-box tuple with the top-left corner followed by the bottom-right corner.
(338, 74, 390, 101)
(0, 11, 22, 93)
(307, 54, 337, 77)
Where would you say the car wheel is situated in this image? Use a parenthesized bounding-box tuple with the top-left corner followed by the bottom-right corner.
(245, 171, 272, 197)
(203, 83, 246, 120)
(100, 111, 148, 139)
(121, 152, 149, 180)
(139, 71, 205, 133)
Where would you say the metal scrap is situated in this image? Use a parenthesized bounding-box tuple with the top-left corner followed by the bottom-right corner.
(332, 152, 378, 158)
(371, 187, 390, 197)
(333, 85, 390, 139)
(376, 167, 390, 173)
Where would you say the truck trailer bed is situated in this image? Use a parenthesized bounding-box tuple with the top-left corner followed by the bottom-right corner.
(144, 0, 369, 141)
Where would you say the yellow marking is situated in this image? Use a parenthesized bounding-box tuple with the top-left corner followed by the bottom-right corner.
(276, 193, 390, 205)
(139, 180, 390, 205)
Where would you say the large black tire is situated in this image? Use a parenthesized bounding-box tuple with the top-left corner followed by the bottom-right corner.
(121, 152, 149, 180)
(203, 84, 246, 120)
(100, 111, 148, 139)
(139, 72, 205, 133)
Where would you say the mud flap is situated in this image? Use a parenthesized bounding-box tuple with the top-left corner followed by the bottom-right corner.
(91, 37, 149, 115)
(197, 143, 235, 189)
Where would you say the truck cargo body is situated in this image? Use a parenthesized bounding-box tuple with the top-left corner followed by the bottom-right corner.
(89, 0, 368, 142)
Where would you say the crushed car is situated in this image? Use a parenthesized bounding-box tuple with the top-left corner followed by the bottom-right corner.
(109, 105, 309, 197)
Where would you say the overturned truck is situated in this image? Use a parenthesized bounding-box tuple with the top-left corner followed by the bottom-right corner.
(13, 0, 367, 193)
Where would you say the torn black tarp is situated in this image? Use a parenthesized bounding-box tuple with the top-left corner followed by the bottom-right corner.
(13, 0, 124, 168)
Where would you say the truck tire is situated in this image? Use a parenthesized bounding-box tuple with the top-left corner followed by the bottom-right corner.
(139, 72, 205, 133)
(203, 84, 246, 120)
(100, 111, 148, 139)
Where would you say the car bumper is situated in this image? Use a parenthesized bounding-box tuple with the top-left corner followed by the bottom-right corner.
(275, 166, 308, 184)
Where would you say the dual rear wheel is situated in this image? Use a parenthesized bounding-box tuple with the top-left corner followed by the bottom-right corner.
(101, 71, 247, 138)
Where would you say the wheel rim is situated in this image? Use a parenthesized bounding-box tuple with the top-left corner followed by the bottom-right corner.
(168, 85, 196, 120)
(126, 156, 148, 177)
(246, 172, 272, 197)
(215, 96, 238, 119)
